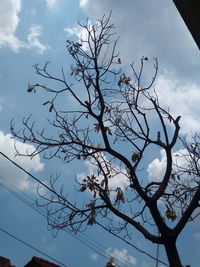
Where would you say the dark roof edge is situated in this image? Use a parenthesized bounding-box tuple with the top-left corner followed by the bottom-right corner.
(173, 0, 200, 49)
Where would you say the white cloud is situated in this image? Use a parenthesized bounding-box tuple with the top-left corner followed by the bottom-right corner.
(0, 130, 44, 191)
(106, 247, 137, 266)
(41, 237, 57, 253)
(0, 0, 50, 53)
(147, 150, 166, 182)
(79, 0, 199, 81)
(91, 253, 98, 261)
(80, 0, 88, 8)
(155, 75, 200, 134)
(147, 148, 188, 182)
(0, 0, 26, 52)
(71, 2, 200, 137)
(45, 0, 58, 9)
(27, 25, 50, 54)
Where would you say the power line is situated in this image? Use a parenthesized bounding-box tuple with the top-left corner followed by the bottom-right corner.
(0, 177, 127, 267)
(0, 151, 129, 267)
(98, 222, 168, 266)
(0, 151, 168, 266)
(0, 226, 68, 267)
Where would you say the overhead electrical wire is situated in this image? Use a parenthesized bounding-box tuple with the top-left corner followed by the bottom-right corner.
(0, 176, 127, 267)
(0, 151, 168, 266)
(0, 226, 68, 267)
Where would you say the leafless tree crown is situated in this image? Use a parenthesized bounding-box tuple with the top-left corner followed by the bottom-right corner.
(11, 14, 200, 267)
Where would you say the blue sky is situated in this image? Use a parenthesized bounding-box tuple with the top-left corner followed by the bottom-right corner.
(0, 1, 200, 267)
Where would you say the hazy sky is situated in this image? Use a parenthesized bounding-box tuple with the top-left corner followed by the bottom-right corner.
(0, 1, 200, 267)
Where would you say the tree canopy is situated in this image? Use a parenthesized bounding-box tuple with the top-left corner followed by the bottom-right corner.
(11, 14, 200, 267)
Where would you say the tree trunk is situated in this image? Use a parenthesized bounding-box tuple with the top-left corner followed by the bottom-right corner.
(164, 240, 182, 267)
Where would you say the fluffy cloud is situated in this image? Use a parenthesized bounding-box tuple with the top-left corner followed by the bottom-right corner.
(147, 148, 187, 182)
(106, 247, 137, 266)
(155, 75, 200, 135)
(66, 4, 200, 135)
(0, 0, 50, 53)
(80, 0, 88, 8)
(79, 0, 199, 81)
(64, 25, 86, 40)
(27, 25, 50, 54)
(0, 0, 26, 52)
(91, 253, 98, 261)
(0, 130, 44, 191)
(44, 0, 58, 9)
(147, 150, 166, 182)
(77, 0, 200, 137)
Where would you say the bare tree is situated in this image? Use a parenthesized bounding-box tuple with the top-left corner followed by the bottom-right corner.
(11, 14, 200, 267)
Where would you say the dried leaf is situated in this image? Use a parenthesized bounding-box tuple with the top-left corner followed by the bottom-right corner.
(115, 187, 125, 204)
(97, 144, 102, 149)
(168, 115, 172, 122)
(171, 173, 176, 180)
(124, 75, 131, 84)
(165, 204, 177, 221)
(91, 174, 96, 180)
(49, 103, 54, 112)
(101, 179, 105, 187)
(94, 123, 101, 133)
(86, 79, 93, 88)
(69, 212, 75, 221)
(80, 185, 87, 192)
(118, 78, 122, 87)
(87, 216, 96, 225)
(131, 152, 140, 162)
(43, 101, 50, 106)
(27, 87, 34, 93)
(166, 209, 177, 221)
(104, 106, 112, 114)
